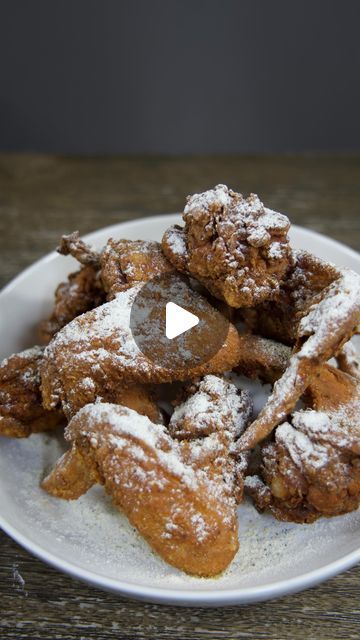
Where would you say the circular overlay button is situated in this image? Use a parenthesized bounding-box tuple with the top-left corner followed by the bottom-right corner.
(129, 274, 231, 372)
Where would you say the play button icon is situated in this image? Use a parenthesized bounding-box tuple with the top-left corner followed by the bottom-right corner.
(165, 302, 199, 339)
(129, 273, 232, 372)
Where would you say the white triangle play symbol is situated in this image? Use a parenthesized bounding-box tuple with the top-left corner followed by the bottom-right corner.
(165, 302, 199, 340)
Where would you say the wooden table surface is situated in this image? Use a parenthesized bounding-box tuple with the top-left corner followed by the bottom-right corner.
(0, 154, 359, 639)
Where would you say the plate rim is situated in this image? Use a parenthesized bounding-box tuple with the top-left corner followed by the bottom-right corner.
(0, 215, 359, 606)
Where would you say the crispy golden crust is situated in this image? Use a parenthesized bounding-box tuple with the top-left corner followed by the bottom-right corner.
(0, 347, 64, 438)
(42, 392, 243, 577)
(39, 266, 105, 344)
(162, 185, 291, 308)
(40, 279, 243, 418)
(42, 446, 96, 499)
(101, 239, 175, 299)
(245, 365, 360, 523)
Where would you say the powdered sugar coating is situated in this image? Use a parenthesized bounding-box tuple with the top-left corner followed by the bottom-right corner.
(62, 399, 242, 568)
(276, 421, 331, 471)
(163, 184, 291, 308)
(41, 275, 241, 417)
(170, 374, 252, 440)
(298, 269, 360, 358)
(1, 346, 43, 371)
(67, 403, 199, 491)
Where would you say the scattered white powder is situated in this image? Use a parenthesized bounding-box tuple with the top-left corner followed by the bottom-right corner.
(184, 185, 289, 251)
(299, 269, 360, 358)
(164, 227, 187, 258)
(170, 375, 252, 439)
(244, 475, 270, 501)
(190, 513, 208, 543)
(1, 368, 359, 590)
(184, 184, 231, 214)
(267, 242, 284, 260)
(79, 377, 96, 391)
(1, 345, 43, 370)
(276, 421, 330, 470)
(69, 403, 200, 492)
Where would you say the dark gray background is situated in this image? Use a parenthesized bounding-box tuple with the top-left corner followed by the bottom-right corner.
(0, 0, 359, 154)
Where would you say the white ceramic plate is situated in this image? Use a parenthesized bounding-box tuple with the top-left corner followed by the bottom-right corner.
(0, 215, 359, 607)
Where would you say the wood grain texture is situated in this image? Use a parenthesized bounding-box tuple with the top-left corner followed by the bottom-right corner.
(0, 154, 359, 639)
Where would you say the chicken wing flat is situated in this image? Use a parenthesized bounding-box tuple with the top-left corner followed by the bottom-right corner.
(245, 364, 360, 523)
(237, 265, 360, 452)
(42, 374, 251, 576)
(101, 238, 175, 299)
(162, 184, 291, 308)
(0, 347, 64, 438)
(40, 276, 242, 418)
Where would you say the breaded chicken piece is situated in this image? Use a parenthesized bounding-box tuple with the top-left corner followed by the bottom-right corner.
(40, 276, 243, 418)
(0, 347, 64, 438)
(245, 365, 360, 523)
(42, 375, 251, 576)
(237, 266, 360, 452)
(168, 375, 253, 506)
(39, 231, 105, 343)
(168, 374, 252, 442)
(162, 184, 291, 308)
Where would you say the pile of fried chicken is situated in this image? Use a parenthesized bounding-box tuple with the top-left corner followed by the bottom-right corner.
(1, 184, 359, 578)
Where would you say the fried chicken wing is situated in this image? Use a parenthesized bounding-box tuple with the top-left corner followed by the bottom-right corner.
(40, 276, 242, 418)
(101, 239, 175, 299)
(245, 365, 360, 523)
(42, 375, 251, 576)
(0, 347, 64, 438)
(237, 266, 360, 452)
(162, 184, 291, 308)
